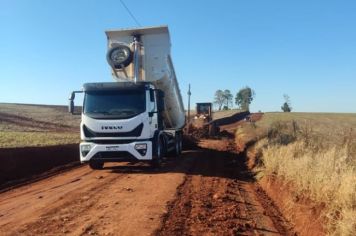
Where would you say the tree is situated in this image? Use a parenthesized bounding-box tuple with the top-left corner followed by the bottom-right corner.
(214, 89, 233, 110)
(235, 86, 255, 111)
(281, 94, 292, 112)
(223, 89, 233, 109)
(214, 89, 225, 110)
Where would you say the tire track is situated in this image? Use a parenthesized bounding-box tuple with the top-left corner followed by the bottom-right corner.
(156, 139, 295, 236)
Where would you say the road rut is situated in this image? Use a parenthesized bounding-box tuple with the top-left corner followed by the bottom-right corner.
(0, 137, 293, 236)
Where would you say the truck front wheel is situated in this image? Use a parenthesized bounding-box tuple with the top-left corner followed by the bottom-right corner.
(89, 160, 104, 170)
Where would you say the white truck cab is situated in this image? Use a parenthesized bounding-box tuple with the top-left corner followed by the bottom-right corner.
(69, 26, 185, 169)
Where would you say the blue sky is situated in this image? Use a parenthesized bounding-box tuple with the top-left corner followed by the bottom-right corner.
(0, 0, 355, 112)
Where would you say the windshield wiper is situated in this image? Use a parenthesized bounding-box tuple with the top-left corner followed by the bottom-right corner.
(109, 109, 136, 115)
(86, 111, 111, 115)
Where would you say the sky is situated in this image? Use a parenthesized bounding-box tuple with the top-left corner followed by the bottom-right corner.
(0, 0, 355, 112)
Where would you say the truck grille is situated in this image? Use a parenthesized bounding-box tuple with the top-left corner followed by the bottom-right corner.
(83, 123, 143, 138)
(92, 151, 137, 161)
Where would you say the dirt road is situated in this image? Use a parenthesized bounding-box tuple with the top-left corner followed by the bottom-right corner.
(0, 136, 293, 235)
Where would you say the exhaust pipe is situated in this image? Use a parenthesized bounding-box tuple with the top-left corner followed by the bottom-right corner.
(133, 35, 141, 83)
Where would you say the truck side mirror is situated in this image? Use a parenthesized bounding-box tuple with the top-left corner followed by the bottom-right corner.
(69, 91, 76, 113)
(69, 100, 74, 113)
(68, 91, 82, 115)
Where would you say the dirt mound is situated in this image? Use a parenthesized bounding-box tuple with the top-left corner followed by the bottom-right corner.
(0, 144, 79, 189)
(185, 124, 210, 140)
(248, 112, 264, 122)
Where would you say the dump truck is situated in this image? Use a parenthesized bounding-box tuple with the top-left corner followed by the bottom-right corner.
(69, 26, 185, 169)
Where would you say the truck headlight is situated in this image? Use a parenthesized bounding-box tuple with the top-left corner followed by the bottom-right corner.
(135, 143, 147, 156)
(135, 143, 147, 150)
(81, 144, 92, 157)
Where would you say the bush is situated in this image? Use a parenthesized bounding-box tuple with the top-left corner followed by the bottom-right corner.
(267, 121, 298, 145)
(281, 102, 292, 112)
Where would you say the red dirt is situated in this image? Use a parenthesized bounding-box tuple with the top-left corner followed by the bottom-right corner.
(219, 113, 264, 134)
(0, 161, 186, 236)
(244, 128, 326, 236)
(259, 176, 325, 236)
(0, 144, 79, 188)
(248, 113, 264, 122)
(0, 120, 298, 236)
(156, 139, 294, 236)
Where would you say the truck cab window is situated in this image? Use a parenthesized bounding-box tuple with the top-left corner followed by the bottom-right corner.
(84, 90, 146, 119)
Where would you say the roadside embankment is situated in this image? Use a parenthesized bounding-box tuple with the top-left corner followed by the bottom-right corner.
(235, 112, 356, 236)
(0, 144, 79, 189)
(0, 103, 82, 190)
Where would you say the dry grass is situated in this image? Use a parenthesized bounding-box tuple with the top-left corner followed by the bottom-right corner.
(263, 141, 355, 235)
(236, 112, 356, 235)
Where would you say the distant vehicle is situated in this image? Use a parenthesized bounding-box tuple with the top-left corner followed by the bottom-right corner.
(69, 26, 185, 169)
(195, 103, 212, 122)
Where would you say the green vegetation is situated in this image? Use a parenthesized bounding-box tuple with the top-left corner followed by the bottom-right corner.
(214, 89, 233, 110)
(281, 94, 292, 112)
(236, 112, 356, 236)
(213, 86, 255, 111)
(235, 86, 255, 111)
(0, 131, 79, 148)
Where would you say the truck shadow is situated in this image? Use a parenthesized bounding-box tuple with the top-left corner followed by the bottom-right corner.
(106, 144, 254, 182)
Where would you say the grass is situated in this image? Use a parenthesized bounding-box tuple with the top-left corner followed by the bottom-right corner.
(236, 112, 356, 236)
(258, 112, 356, 143)
(0, 103, 81, 148)
(0, 103, 81, 131)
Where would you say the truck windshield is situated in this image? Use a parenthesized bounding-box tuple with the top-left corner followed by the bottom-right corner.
(84, 90, 146, 119)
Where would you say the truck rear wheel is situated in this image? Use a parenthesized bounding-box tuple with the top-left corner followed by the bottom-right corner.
(174, 133, 182, 157)
(174, 136, 180, 157)
(151, 138, 163, 168)
(89, 160, 104, 170)
(178, 133, 183, 154)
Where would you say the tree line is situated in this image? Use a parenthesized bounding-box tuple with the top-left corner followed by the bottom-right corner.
(214, 87, 255, 111)
(214, 87, 292, 112)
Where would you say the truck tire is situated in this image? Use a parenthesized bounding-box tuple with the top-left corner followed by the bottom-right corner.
(151, 137, 163, 168)
(174, 136, 180, 157)
(89, 160, 104, 170)
(178, 133, 183, 154)
(173, 132, 183, 157)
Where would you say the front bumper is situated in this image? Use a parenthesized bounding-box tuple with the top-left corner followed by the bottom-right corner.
(80, 141, 152, 163)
